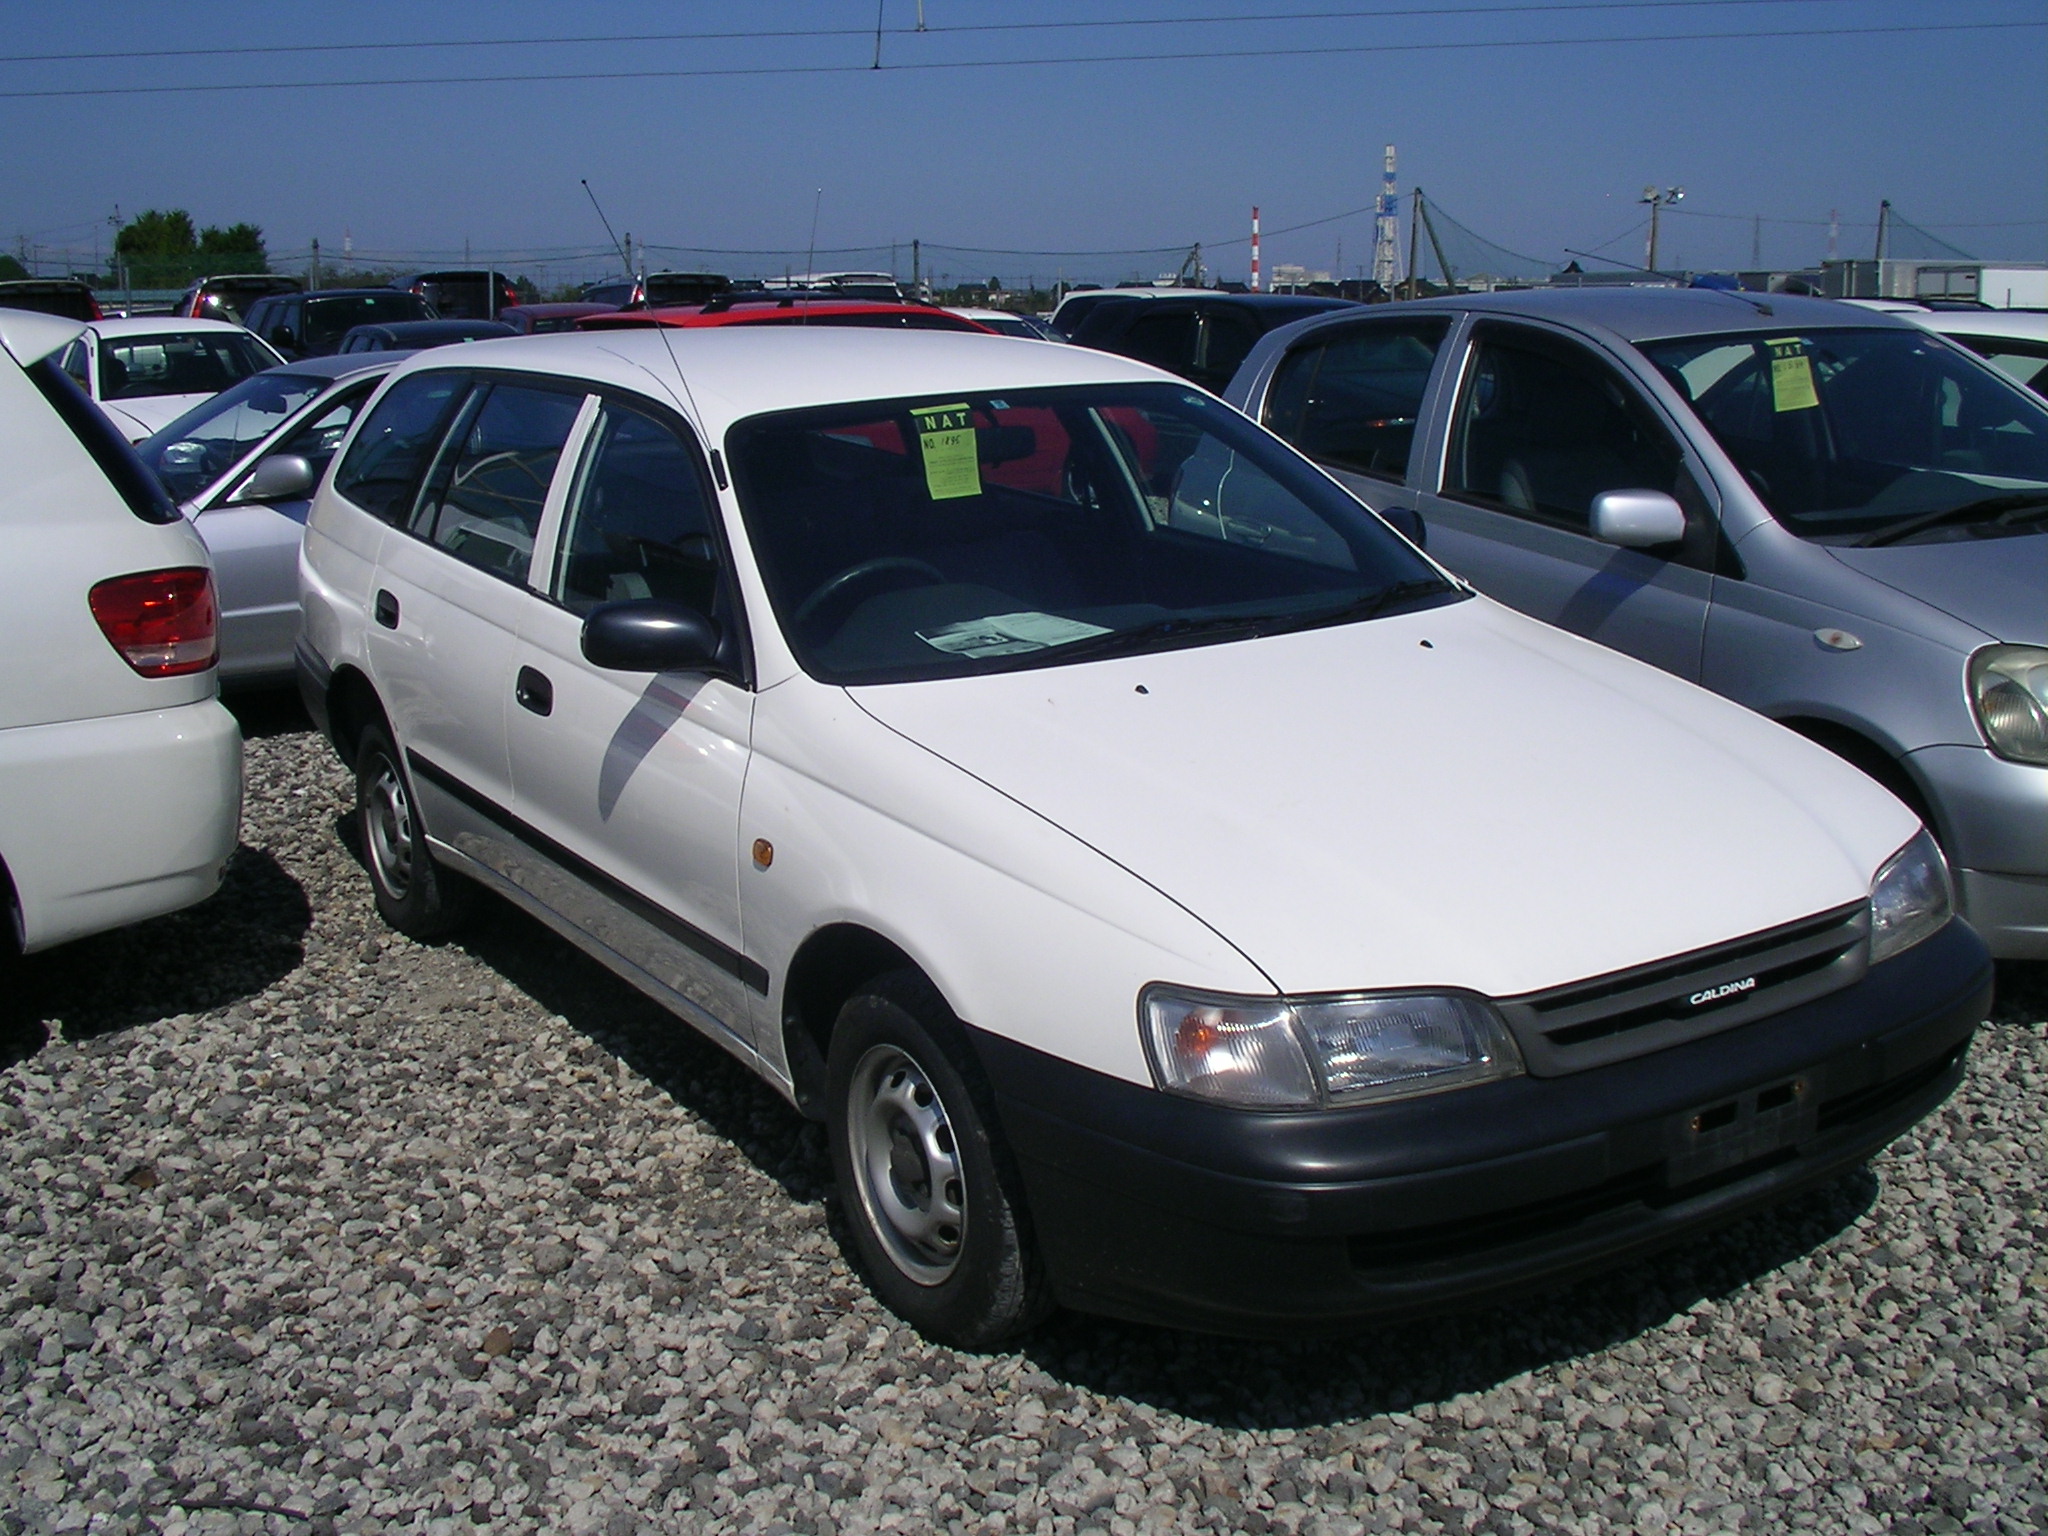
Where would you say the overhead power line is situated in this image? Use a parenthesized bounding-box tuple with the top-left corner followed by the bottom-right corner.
(0, 18, 2035, 100)
(0, 0, 1874, 66)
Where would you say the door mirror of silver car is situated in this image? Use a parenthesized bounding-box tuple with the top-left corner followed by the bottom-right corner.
(1590, 489, 1687, 549)
(580, 599, 722, 672)
(229, 453, 317, 505)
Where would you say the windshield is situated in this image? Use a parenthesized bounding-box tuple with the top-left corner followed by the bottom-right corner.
(305, 294, 432, 346)
(1641, 327, 2048, 543)
(137, 371, 331, 502)
(98, 330, 275, 400)
(729, 382, 1460, 685)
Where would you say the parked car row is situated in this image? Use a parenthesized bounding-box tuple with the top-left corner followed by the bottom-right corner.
(4, 285, 2032, 1349)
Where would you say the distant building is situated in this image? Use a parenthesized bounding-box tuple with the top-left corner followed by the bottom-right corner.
(1822, 259, 2048, 308)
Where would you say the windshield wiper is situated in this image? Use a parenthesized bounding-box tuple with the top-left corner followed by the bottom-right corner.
(1855, 493, 2048, 547)
(1265, 577, 1460, 634)
(1045, 611, 1277, 664)
(1046, 579, 1459, 664)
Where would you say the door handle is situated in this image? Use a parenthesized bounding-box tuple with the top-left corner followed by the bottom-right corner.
(516, 666, 554, 717)
(374, 589, 400, 629)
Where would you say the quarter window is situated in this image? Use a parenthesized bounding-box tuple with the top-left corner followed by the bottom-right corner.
(1263, 317, 1451, 481)
(333, 371, 472, 523)
(414, 381, 586, 582)
(1446, 330, 1693, 530)
(554, 401, 727, 617)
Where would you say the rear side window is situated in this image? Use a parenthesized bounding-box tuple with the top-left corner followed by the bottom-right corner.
(1263, 317, 1451, 482)
(414, 381, 586, 581)
(24, 357, 179, 523)
(333, 371, 472, 522)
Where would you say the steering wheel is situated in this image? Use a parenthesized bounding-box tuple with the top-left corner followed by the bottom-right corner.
(792, 557, 947, 629)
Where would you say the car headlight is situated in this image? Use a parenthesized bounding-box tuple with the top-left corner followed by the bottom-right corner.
(1140, 985, 1523, 1110)
(1868, 828, 1953, 965)
(1969, 645, 2048, 765)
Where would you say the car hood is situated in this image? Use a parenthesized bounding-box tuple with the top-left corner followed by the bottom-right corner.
(850, 598, 1915, 998)
(99, 394, 207, 443)
(1825, 535, 2048, 644)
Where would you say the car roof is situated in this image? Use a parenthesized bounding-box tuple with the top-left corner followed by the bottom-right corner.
(1367, 286, 1916, 343)
(89, 316, 257, 337)
(1907, 309, 2048, 341)
(302, 288, 429, 301)
(501, 302, 617, 318)
(259, 352, 407, 382)
(376, 327, 1175, 436)
(580, 301, 992, 332)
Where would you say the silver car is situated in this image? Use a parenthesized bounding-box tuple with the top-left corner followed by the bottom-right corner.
(137, 354, 407, 685)
(1227, 288, 2048, 959)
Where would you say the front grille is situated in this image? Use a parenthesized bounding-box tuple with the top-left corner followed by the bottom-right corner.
(1499, 902, 1869, 1075)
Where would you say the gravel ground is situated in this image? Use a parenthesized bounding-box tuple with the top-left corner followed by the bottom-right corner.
(2, 701, 2044, 1536)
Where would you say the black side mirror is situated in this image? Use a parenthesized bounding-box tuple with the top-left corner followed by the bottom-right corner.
(1380, 504, 1427, 549)
(580, 599, 721, 672)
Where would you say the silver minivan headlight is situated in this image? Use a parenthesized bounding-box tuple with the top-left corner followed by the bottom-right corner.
(1140, 985, 1523, 1110)
(1969, 644, 2048, 765)
(1868, 828, 1953, 965)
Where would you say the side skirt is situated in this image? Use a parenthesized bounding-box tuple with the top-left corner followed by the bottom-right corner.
(427, 834, 800, 1108)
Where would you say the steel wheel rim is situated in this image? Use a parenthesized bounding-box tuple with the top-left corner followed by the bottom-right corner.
(365, 758, 416, 900)
(848, 1043, 965, 1286)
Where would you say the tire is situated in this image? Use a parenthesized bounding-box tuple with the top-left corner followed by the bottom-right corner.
(826, 970, 1050, 1347)
(355, 723, 468, 941)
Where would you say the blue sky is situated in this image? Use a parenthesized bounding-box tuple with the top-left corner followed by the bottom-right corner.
(4, 0, 2043, 289)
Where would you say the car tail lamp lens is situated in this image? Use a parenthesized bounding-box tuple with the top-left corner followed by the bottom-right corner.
(87, 567, 218, 676)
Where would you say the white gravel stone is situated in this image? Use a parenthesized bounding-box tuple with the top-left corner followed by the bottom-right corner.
(1, 707, 2044, 1536)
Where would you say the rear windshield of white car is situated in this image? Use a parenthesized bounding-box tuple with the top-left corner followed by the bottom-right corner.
(1641, 327, 2048, 547)
(139, 371, 333, 501)
(25, 357, 180, 524)
(728, 381, 1460, 685)
(98, 331, 276, 400)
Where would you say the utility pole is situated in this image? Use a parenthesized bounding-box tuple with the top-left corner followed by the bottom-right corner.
(1249, 206, 1261, 292)
(1873, 200, 1891, 262)
(1751, 214, 1762, 268)
(912, 238, 921, 296)
(1827, 209, 1840, 262)
(1641, 185, 1684, 271)
(310, 238, 321, 291)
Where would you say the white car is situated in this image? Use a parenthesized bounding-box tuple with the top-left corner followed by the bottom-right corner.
(1842, 298, 2048, 396)
(298, 328, 1988, 1343)
(946, 308, 1063, 342)
(0, 310, 242, 961)
(57, 316, 284, 442)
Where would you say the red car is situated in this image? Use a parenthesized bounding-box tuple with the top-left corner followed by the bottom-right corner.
(578, 296, 995, 333)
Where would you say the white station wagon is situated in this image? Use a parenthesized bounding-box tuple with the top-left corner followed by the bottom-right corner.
(298, 329, 1990, 1343)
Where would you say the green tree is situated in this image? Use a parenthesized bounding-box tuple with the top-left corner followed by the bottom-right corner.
(109, 209, 268, 286)
(0, 254, 27, 282)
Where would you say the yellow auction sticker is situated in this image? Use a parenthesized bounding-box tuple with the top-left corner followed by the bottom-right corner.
(1766, 337, 1819, 413)
(911, 401, 981, 501)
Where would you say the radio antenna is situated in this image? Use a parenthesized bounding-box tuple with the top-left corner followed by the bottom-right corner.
(581, 179, 632, 276)
(803, 188, 823, 322)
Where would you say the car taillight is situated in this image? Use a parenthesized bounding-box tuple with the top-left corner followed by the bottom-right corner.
(87, 567, 218, 676)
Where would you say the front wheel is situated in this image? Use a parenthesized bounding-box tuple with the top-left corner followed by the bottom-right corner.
(355, 723, 468, 941)
(827, 970, 1049, 1347)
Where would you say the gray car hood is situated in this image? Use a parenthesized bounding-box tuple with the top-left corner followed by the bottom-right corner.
(1827, 534, 2048, 645)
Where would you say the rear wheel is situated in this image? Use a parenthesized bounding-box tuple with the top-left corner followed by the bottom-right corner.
(355, 723, 467, 940)
(827, 970, 1049, 1347)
